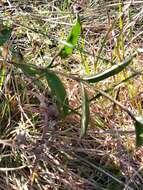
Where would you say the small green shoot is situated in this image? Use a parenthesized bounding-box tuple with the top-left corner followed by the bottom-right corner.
(59, 16, 81, 58)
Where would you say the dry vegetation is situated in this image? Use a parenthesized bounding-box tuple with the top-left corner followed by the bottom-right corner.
(0, 0, 143, 189)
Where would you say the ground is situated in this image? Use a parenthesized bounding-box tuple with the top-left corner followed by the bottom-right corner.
(0, 1, 143, 190)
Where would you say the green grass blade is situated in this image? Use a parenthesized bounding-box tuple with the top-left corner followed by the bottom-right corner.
(118, 0, 125, 59)
(83, 55, 133, 83)
(80, 37, 90, 75)
(80, 82, 90, 138)
(0, 61, 6, 91)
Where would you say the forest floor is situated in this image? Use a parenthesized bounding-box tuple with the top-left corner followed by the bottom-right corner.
(0, 1, 143, 190)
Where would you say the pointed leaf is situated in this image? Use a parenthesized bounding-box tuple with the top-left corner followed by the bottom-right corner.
(14, 61, 69, 116)
(80, 83, 90, 138)
(14, 63, 45, 89)
(45, 71, 69, 116)
(83, 56, 133, 83)
(134, 115, 143, 147)
(59, 17, 81, 58)
(12, 51, 43, 77)
(14, 63, 40, 77)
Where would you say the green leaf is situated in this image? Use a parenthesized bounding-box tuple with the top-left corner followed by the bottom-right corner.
(83, 56, 133, 83)
(80, 82, 90, 138)
(14, 63, 45, 89)
(0, 28, 12, 46)
(45, 71, 69, 116)
(134, 115, 143, 147)
(14, 61, 69, 116)
(14, 63, 40, 77)
(12, 51, 41, 77)
(59, 17, 81, 58)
